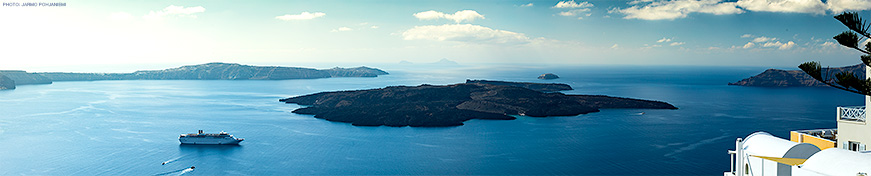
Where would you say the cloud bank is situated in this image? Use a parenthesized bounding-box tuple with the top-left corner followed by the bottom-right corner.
(413, 10, 484, 23)
(402, 24, 531, 45)
(612, 0, 871, 20)
(276, 12, 326, 21)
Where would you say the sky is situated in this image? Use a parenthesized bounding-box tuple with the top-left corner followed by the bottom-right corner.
(2, 0, 871, 72)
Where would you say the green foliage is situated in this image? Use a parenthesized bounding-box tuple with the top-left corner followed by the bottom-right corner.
(835, 12, 870, 37)
(834, 31, 860, 49)
(801, 12, 871, 95)
(799, 62, 822, 80)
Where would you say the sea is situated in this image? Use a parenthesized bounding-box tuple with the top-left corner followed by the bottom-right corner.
(0, 65, 861, 175)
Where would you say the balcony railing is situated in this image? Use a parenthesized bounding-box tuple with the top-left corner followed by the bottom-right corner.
(838, 106, 866, 122)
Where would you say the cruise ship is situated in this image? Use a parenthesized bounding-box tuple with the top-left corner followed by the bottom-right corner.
(179, 130, 244, 145)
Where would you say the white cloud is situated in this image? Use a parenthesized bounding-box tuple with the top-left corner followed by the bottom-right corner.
(109, 12, 132, 20)
(760, 41, 796, 50)
(629, 0, 656, 5)
(402, 24, 531, 45)
(413, 10, 485, 23)
(331, 27, 352, 32)
(611, 44, 619, 49)
(743, 42, 756, 48)
(610, 0, 870, 20)
(611, 0, 744, 20)
(737, 35, 797, 50)
(657, 37, 672, 43)
(821, 41, 839, 48)
(521, 3, 534, 7)
(670, 42, 685, 46)
(780, 41, 796, 50)
(143, 5, 205, 20)
(558, 9, 592, 16)
(371, 26, 379, 29)
(413, 10, 444, 20)
(751, 36, 776, 43)
(553, 1, 594, 18)
(275, 12, 326, 21)
(736, 0, 826, 14)
(827, 0, 871, 13)
(553, 1, 594, 8)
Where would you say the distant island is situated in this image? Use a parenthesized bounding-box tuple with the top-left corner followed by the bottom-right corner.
(465, 79, 572, 92)
(538, 73, 559, 80)
(0, 62, 388, 90)
(729, 64, 863, 87)
(280, 80, 676, 127)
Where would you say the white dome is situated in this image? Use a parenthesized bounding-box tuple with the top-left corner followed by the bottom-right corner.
(742, 132, 820, 159)
(799, 148, 871, 176)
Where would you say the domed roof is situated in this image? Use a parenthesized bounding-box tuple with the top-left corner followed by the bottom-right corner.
(798, 148, 871, 175)
(742, 132, 820, 159)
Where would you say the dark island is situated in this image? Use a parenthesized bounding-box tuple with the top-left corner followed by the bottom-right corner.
(0, 63, 388, 90)
(465, 79, 572, 92)
(538, 73, 560, 80)
(729, 64, 862, 87)
(280, 80, 676, 127)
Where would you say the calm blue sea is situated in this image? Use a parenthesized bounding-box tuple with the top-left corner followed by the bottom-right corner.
(0, 65, 861, 175)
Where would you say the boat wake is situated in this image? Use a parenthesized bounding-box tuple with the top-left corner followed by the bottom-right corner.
(152, 166, 195, 176)
(177, 167, 194, 176)
(161, 154, 188, 165)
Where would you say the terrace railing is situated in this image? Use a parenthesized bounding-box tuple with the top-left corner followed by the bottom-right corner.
(838, 106, 866, 122)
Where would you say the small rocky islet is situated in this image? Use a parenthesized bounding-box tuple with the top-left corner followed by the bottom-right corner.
(281, 80, 677, 127)
(538, 73, 560, 80)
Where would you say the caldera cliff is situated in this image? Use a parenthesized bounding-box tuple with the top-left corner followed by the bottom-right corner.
(0, 63, 388, 90)
(729, 64, 863, 87)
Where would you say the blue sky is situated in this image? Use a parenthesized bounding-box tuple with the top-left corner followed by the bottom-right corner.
(2, 0, 871, 72)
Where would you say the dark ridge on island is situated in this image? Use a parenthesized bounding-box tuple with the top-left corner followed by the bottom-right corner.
(0, 73, 14, 90)
(0, 70, 52, 85)
(729, 64, 863, 87)
(465, 79, 573, 92)
(0, 63, 388, 90)
(280, 82, 676, 127)
(40, 62, 388, 81)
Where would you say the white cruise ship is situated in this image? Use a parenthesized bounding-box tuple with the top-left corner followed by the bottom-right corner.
(179, 130, 244, 145)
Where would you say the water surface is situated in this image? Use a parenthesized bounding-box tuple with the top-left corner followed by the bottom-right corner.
(0, 66, 859, 175)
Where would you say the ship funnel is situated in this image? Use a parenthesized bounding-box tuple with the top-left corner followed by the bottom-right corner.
(198, 130, 203, 134)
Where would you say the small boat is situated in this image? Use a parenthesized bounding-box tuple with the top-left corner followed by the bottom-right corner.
(179, 130, 244, 145)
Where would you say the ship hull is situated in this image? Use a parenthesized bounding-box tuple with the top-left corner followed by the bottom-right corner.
(179, 137, 243, 145)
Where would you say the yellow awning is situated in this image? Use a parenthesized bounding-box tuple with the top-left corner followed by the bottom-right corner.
(750, 155, 808, 166)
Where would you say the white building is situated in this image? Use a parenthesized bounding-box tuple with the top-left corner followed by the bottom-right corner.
(725, 66, 871, 176)
(726, 132, 820, 176)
